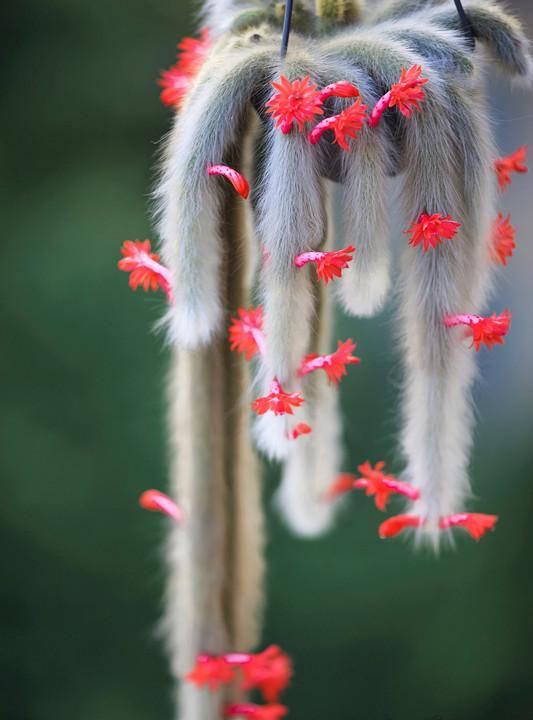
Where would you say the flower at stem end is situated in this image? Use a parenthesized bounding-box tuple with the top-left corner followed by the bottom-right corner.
(118, 240, 173, 302)
(444, 311, 511, 350)
(294, 245, 355, 283)
(252, 379, 304, 416)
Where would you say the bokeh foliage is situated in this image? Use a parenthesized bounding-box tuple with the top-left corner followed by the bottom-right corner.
(2, 1, 533, 719)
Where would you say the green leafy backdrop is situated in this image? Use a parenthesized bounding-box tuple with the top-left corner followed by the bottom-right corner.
(2, 2, 533, 718)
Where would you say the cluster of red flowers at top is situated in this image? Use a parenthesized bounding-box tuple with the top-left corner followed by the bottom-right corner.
(186, 645, 292, 718)
(159, 28, 211, 109)
(266, 65, 427, 146)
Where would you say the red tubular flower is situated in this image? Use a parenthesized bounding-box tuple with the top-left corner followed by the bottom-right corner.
(225, 704, 288, 720)
(444, 310, 511, 351)
(298, 339, 360, 385)
(405, 213, 461, 252)
(439, 513, 499, 541)
(494, 146, 528, 191)
(229, 306, 265, 359)
(369, 64, 428, 127)
(139, 490, 183, 523)
(208, 164, 250, 199)
(379, 514, 422, 538)
(118, 240, 173, 302)
(265, 75, 324, 133)
(158, 29, 211, 109)
(309, 97, 368, 151)
(491, 213, 516, 265)
(318, 80, 360, 102)
(353, 461, 420, 511)
(294, 245, 355, 283)
(324, 473, 357, 501)
(252, 379, 304, 416)
(289, 422, 312, 440)
(185, 655, 235, 691)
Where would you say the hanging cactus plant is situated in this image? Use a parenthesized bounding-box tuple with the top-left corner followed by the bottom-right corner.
(119, 1, 532, 718)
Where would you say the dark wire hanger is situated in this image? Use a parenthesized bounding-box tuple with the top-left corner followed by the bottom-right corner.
(280, 0, 475, 57)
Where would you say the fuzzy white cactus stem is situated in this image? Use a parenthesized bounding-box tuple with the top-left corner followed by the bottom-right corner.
(162, 160, 264, 719)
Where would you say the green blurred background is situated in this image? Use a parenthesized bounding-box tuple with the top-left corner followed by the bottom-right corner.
(2, 1, 533, 719)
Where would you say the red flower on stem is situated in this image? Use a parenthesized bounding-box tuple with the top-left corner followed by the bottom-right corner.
(494, 146, 528, 192)
(186, 655, 235, 691)
(207, 165, 250, 199)
(444, 311, 511, 351)
(324, 473, 358, 501)
(252, 379, 304, 416)
(369, 65, 428, 127)
(226, 645, 292, 702)
(353, 461, 420, 511)
(379, 514, 422, 538)
(491, 213, 516, 265)
(298, 339, 360, 385)
(309, 97, 368, 151)
(439, 513, 499, 541)
(158, 28, 211, 108)
(266, 75, 324, 133)
(289, 422, 312, 440)
(318, 80, 360, 103)
(118, 240, 173, 302)
(405, 213, 461, 252)
(229, 306, 265, 359)
(139, 490, 183, 523)
(294, 245, 355, 283)
(158, 66, 192, 108)
(380, 513, 499, 540)
(225, 704, 288, 720)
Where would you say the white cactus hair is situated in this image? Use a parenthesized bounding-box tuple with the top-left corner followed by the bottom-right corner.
(155, 0, 532, 716)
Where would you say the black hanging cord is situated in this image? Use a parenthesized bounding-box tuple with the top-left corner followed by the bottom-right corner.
(453, 0, 476, 49)
(280, 0, 294, 58)
(280, 1, 474, 56)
